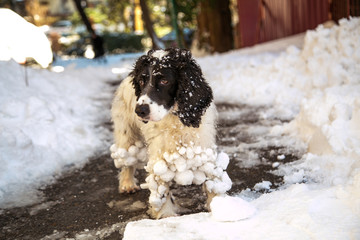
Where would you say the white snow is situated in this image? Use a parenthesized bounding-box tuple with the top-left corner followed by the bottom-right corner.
(0, 54, 138, 208)
(0, 9, 52, 68)
(210, 195, 257, 222)
(1, 13, 359, 240)
(253, 181, 272, 191)
(124, 17, 360, 239)
(151, 50, 168, 59)
(110, 142, 148, 168)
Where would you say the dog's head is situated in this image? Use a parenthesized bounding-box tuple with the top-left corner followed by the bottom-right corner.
(130, 48, 213, 128)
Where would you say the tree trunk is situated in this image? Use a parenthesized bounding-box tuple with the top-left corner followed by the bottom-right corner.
(73, 0, 104, 58)
(139, 0, 165, 49)
(197, 0, 233, 53)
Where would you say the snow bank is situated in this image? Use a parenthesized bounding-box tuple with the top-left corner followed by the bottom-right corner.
(125, 179, 360, 239)
(278, 18, 360, 187)
(0, 8, 52, 68)
(0, 59, 124, 208)
(124, 18, 360, 239)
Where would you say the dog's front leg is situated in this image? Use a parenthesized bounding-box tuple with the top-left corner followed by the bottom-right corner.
(144, 173, 178, 219)
(111, 142, 147, 193)
(119, 166, 140, 193)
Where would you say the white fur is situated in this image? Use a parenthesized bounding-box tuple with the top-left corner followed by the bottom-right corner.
(111, 76, 230, 219)
(137, 95, 169, 121)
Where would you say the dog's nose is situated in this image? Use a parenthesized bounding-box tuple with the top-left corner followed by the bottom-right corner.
(135, 104, 150, 118)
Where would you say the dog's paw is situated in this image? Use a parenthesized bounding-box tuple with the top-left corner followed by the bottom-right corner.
(148, 196, 179, 219)
(119, 182, 140, 193)
(148, 207, 178, 219)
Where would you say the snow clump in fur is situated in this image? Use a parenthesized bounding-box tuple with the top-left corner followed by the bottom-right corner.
(110, 141, 147, 168)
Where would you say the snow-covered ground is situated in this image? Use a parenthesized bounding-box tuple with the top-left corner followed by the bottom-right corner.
(0, 55, 138, 208)
(1, 16, 359, 239)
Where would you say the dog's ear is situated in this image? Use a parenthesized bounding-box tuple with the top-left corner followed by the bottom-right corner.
(130, 54, 151, 98)
(174, 49, 213, 128)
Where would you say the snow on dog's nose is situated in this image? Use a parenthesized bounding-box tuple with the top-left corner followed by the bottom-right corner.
(136, 95, 169, 122)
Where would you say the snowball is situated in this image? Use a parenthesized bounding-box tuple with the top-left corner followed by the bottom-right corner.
(110, 144, 117, 153)
(149, 194, 162, 210)
(205, 180, 214, 192)
(205, 148, 214, 157)
(178, 147, 186, 155)
(116, 148, 128, 158)
(160, 170, 175, 182)
(153, 160, 168, 175)
(174, 157, 187, 172)
(163, 152, 171, 162)
(186, 147, 195, 159)
(210, 196, 257, 222)
(200, 162, 216, 176)
(216, 152, 230, 170)
(200, 153, 209, 163)
(128, 145, 139, 156)
(146, 175, 158, 191)
(172, 152, 180, 160)
(222, 172, 232, 186)
(213, 167, 224, 178)
(110, 152, 118, 159)
(158, 185, 167, 196)
(193, 170, 206, 184)
(272, 162, 280, 168)
(212, 172, 232, 194)
(194, 146, 202, 154)
(175, 170, 194, 185)
(140, 183, 148, 189)
(254, 181, 272, 191)
(124, 156, 137, 166)
(114, 158, 124, 169)
(193, 155, 203, 167)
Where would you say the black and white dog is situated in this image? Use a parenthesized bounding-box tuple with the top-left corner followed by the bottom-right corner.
(110, 48, 231, 219)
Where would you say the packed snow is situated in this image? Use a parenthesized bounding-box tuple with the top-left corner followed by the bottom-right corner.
(0, 14, 359, 239)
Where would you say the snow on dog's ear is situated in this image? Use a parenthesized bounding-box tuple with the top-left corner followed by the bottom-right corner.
(130, 54, 151, 98)
(174, 49, 213, 128)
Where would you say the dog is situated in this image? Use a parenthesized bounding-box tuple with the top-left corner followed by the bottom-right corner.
(110, 48, 231, 219)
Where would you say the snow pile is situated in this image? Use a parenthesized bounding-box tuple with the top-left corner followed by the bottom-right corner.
(124, 18, 360, 239)
(0, 60, 118, 208)
(125, 180, 360, 239)
(278, 18, 360, 187)
(0, 8, 52, 68)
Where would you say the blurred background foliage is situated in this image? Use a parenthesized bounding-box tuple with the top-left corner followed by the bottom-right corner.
(0, 0, 235, 57)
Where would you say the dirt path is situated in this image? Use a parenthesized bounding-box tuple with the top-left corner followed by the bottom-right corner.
(0, 103, 304, 239)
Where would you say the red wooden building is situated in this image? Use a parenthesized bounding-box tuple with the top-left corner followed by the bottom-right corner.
(237, 0, 360, 48)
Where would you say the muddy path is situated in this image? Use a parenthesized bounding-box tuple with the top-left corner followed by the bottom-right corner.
(0, 103, 304, 240)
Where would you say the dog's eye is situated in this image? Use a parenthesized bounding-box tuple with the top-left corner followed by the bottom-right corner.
(159, 79, 169, 85)
(139, 79, 145, 87)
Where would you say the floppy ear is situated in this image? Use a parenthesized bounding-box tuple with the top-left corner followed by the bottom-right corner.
(130, 54, 151, 98)
(175, 49, 213, 128)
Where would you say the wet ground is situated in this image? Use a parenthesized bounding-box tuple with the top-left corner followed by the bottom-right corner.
(0, 102, 305, 240)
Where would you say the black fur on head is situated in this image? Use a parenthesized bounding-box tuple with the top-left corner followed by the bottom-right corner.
(129, 48, 213, 128)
